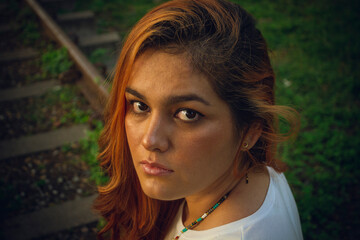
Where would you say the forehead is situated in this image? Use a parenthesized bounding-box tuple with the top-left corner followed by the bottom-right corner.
(128, 50, 215, 98)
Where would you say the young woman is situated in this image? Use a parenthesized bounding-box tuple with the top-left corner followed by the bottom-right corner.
(94, 0, 303, 239)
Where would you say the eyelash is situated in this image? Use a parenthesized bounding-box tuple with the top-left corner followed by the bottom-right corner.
(175, 108, 204, 122)
(130, 100, 149, 114)
(127, 100, 204, 122)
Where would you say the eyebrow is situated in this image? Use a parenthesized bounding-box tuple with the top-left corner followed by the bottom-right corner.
(167, 94, 210, 106)
(125, 87, 147, 101)
(125, 87, 210, 106)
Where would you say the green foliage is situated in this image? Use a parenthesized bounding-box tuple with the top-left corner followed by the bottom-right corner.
(9, 84, 90, 137)
(0, 181, 22, 220)
(39, 85, 91, 126)
(35, 179, 46, 187)
(15, 5, 41, 45)
(90, 48, 109, 64)
(75, 0, 166, 37)
(41, 47, 73, 77)
(79, 121, 108, 185)
(97, 217, 108, 231)
(236, 0, 360, 239)
(21, 20, 41, 45)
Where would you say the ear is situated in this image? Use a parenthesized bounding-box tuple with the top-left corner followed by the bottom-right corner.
(242, 122, 262, 150)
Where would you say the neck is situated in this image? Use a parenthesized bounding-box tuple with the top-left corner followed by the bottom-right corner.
(182, 169, 242, 227)
(182, 166, 270, 231)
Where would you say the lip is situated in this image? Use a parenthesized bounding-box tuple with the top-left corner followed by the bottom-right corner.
(140, 160, 174, 176)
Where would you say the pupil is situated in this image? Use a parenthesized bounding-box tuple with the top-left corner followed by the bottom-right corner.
(138, 103, 147, 111)
(186, 110, 196, 119)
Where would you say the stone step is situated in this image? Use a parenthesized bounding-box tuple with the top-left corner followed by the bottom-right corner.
(39, 0, 75, 16)
(57, 10, 94, 22)
(0, 79, 59, 102)
(79, 32, 120, 49)
(0, 48, 39, 63)
(57, 11, 96, 38)
(0, 124, 89, 160)
(2, 194, 99, 240)
(79, 32, 120, 59)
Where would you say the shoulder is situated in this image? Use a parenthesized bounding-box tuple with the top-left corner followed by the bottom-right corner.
(216, 167, 303, 240)
(235, 167, 303, 240)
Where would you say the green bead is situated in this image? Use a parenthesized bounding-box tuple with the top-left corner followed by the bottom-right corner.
(175, 192, 231, 238)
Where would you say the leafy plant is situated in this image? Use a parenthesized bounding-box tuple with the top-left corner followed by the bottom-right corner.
(41, 47, 73, 77)
(90, 48, 109, 64)
(237, 0, 360, 239)
(21, 20, 41, 45)
(14, 4, 41, 45)
(79, 120, 108, 185)
(18, 85, 92, 131)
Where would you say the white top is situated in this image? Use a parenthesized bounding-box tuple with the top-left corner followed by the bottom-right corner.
(164, 167, 303, 240)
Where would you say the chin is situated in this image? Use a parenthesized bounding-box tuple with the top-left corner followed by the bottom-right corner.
(141, 184, 184, 201)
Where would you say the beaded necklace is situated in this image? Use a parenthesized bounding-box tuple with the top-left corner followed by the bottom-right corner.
(172, 173, 248, 240)
(172, 192, 230, 240)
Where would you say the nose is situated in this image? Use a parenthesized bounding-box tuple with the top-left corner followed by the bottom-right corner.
(141, 113, 170, 152)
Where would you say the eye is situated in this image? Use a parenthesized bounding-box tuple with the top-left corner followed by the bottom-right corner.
(131, 101, 149, 114)
(176, 109, 203, 122)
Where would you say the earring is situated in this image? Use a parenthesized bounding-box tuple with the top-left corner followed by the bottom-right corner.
(243, 142, 249, 149)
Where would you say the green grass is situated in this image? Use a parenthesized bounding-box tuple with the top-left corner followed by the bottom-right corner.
(79, 120, 108, 186)
(75, 0, 166, 37)
(15, 3, 41, 45)
(47, 85, 92, 125)
(41, 46, 74, 78)
(73, 0, 359, 239)
(12, 85, 93, 135)
(236, 0, 359, 239)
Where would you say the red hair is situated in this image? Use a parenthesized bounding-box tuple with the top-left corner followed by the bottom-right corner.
(94, 0, 299, 239)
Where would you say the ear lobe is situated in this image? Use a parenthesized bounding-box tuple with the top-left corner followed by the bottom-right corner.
(243, 122, 262, 150)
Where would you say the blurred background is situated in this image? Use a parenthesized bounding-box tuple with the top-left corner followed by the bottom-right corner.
(0, 0, 359, 239)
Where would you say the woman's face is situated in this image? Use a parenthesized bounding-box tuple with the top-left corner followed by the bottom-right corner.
(125, 50, 241, 200)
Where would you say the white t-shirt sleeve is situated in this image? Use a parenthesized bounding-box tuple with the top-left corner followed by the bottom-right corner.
(237, 168, 303, 240)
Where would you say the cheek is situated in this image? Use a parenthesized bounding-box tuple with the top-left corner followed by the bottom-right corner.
(125, 117, 141, 152)
(176, 122, 237, 166)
